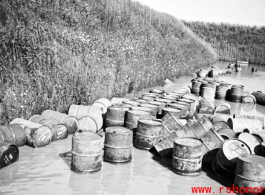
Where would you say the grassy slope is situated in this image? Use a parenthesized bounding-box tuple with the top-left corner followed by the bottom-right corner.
(183, 21, 265, 65)
(0, 0, 217, 121)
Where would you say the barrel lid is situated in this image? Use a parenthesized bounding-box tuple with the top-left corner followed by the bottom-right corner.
(73, 131, 102, 141)
(238, 133, 260, 154)
(238, 154, 265, 165)
(162, 107, 181, 112)
(174, 137, 202, 146)
(138, 119, 162, 126)
(130, 107, 152, 112)
(222, 139, 251, 160)
(106, 126, 132, 134)
(155, 98, 172, 103)
(149, 101, 166, 106)
(178, 98, 195, 103)
(122, 100, 140, 105)
(110, 103, 131, 108)
(175, 101, 189, 106)
(140, 104, 158, 108)
(168, 103, 186, 109)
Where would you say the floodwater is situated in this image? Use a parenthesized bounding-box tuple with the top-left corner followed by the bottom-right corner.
(0, 61, 265, 195)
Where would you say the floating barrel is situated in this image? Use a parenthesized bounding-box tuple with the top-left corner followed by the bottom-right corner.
(201, 87, 215, 102)
(208, 69, 219, 78)
(77, 113, 103, 133)
(105, 106, 130, 128)
(149, 101, 167, 114)
(217, 128, 235, 140)
(140, 104, 159, 118)
(68, 105, 92, 120)
(71, 131, 104, 173)
(10, 118, 52, 148)
(233, 114, 264, 129)
(161, 107, 182, 119)
(229, 85, 244, 102)
(252, 91, 265, 106)
(214, 102, 231, 115)
(134, 119, 162, 150)
(125, 110, 151, 133)
(103, 127, 133, 163)
(29, 115, 68, 141)
(211, 139, 251, 177)
(191, 81, 201, 95)
(0, 124, 26, 147)
(0, 141, 19, 169)
(41, 110, 78, 134)
(172, 138, 203, 176)
(234, 155, 265, 193)
(91, 98, 111, 114)
(122, 100, 140, 107)
(215, 84, 230, 100)
(238, 133, 261, 154)
(227, 118, 263, 134)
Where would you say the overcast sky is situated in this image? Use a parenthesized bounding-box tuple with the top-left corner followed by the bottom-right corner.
(135, 0, 265, 27)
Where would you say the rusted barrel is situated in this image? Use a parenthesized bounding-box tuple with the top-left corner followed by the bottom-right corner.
(41, 110, 78, 134)
(161, 112, 185, 137)
(229, 85, 244, 102)
(252, 91, 265, 106)
(234, 155, 265, 194)
(134, 119, 162, 150)
(161, 107, 182, 119)
(122, 100, 140, 107)
(0, 141, 19, 169)
(0, 124, 26, 147)
(130, 107, 152, 116)
(238, 133, 261, 155)
(227, 118, 263, 134)
(71, 131, 104, 173)
(10, 118, 52, 148)
(125, 110, 151, 133)
(149, 101, 167, 114)
(172, 138, 203, 176)
(217, 128, 235, 140)
(215, 84, 230, 100)
(149, 89, 164, 94)
(103, 127, 133, 163)
(211, 139, 251, 177)
(91, 98, 111, 114)
(191, 81, 201, 95)
(78, 113, 103, 133)
(201, 87, 215, 101)
(29, 115, 68, 141)
(105, 106, 130, 128)
(233, 114, 264, 129)
(68, 105, 91, 120)
(139, 104, 159, 118)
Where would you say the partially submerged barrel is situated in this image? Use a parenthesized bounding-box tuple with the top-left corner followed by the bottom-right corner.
(238, 133, 261, 154)
(41, 110, 78, 134)
(234, 155, 265, 194)
(10, 118, 52, 148)
(29, 115, 68, 141)
(0, 124, 26, 147)
(191, 81, 201, 95)
(227, 117, 263, 134)
(229, 85, 244, 102)
(172, 138, 203, 176)
(211, 139, 251, 177)
(0, 141, 19, 169)
(71, 131, 104, 173)
(105, 106, 130, 128)
(103, 127, 133, 163)
(134, 119, 162, 150)
(125, 110, 151, 133)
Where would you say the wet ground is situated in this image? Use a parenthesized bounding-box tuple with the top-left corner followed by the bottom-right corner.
(0, 61, 265, 195)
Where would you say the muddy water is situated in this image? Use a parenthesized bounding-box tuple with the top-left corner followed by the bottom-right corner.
(0, 61, 265, 195)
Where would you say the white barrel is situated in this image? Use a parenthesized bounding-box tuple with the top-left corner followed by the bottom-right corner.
(201, 87, 215, 101)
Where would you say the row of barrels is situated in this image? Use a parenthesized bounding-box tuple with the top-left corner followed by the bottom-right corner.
(196, 66, 232, 78)
(191, 77, 256, 104)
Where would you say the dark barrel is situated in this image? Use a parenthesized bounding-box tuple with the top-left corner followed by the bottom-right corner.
(191, 81, 201, 95)
(105, 106, 130, 128)
(71, 131, 104, 173)
(0, 141, 19, 169)
(103, 127, 133, 163)
(215, 84, 230, 100)
(229, 85, 244, 102)
(0, 124, 26, 147)
(134, 119, 162, 150)
(172, 137, 203, 176)
(252, 91, 265, 106)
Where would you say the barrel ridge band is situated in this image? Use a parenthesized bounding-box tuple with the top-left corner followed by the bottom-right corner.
(71, 150, 102, 157)
(104, 144, 133, 149)
(169, 112, 183, 127)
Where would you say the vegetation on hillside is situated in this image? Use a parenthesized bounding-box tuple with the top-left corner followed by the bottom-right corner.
(0, 0, 216, 121)
(183, 21, 265, 64)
